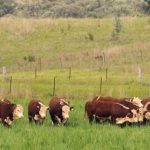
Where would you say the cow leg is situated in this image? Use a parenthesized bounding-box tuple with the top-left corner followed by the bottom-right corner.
(89, 116, 94, 124)
(50, 113, 58, 126)
(1, 119, 11, 128)
(28, 116, 33, 123)
(143, 118, 147, 125)
(119, 123, 126, 128)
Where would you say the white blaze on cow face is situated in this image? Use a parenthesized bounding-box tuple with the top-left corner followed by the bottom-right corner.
(38, 102, 48, 119)
(62, 105, 70, 123)
(132, 97, 143, 108)
(13, 104, 24, 119)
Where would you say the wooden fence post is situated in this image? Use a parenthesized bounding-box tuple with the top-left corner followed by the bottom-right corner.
(9, 76, 12, 93)
(138, 67, 142, 82)
(38, 57, 42, 71)
(53, 77, 56, 96)
(100, 77, 102, 95)
(106, 68, 108, 81)
(2, 66, 6, 81)
(69, 67, 71, 80)
(35, 67, 37, 79)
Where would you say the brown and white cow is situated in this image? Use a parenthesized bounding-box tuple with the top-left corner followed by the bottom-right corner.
(90, 96, 144, 123)
(49, 97, 73, 125)
(28, 100, 48, 123)
(0, 99, 24, 126)
(85, 99, 137, 125)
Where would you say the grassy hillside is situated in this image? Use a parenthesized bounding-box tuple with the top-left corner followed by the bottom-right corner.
(0, 17, 150, 150)
(0, 17, 150, 71)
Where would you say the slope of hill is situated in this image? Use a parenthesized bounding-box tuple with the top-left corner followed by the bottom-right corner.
(0, 17, 150, 72)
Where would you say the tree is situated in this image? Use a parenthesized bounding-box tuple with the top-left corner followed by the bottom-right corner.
(144, 0, 150, 13)
(0, 0, 16, 17)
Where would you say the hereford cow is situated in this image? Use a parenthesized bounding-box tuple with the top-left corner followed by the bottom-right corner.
(98, 96, 144, 122)
(28, 100, 48, 123)
(85, 97, 139, 125)
(49, 97, 73, 125)
(0, 99, 24, 126)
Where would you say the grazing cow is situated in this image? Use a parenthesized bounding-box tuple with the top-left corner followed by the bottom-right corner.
(49, 97, 73, 125)
(90, 96, 144, 122)
(28, 100, 48, 123)
(86, 100, 137, 124)
(0, 100, 24, 126)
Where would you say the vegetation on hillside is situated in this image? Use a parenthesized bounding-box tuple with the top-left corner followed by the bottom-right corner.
(0, 0, 149, 18)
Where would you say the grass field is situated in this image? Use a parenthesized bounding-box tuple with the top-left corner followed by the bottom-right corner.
(0, 17, 150, 149)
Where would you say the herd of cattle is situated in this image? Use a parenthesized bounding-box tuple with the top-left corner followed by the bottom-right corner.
(0, 96, 150, 127)
(85, 96, 150, 126)
(0, 97, 73, 127)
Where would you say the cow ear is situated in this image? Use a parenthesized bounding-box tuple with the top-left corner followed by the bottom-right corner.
(70, 106, 74, 111)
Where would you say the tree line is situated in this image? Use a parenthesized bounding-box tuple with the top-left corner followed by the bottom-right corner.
(0, 0, 150, 18)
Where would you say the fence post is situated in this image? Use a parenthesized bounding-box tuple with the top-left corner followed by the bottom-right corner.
(69, 67, 71, 80)
(38, 57, 42, 71)
(9, 76, 12, 94)
(53, 77, 56, 96)
(106, 68, 108, 81)
(138, 67, 142, 82)
(100, 77, 102, 95)
(35, 67, 37, 79)
(2, 66, 6, 81)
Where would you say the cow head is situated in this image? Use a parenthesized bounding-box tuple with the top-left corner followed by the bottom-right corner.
(13, 104, 24, 119)
(60, 101, 73, 124)
(131, 97, 143, 107)
(38, 102, 48, 119)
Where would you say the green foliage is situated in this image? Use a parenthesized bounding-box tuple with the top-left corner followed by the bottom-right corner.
(144, 0, 150, 14)
(0, 0, 16, 17)
(0, 0, 147, 18)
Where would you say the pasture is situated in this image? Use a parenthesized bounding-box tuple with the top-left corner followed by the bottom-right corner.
(0, 17, 150, 149)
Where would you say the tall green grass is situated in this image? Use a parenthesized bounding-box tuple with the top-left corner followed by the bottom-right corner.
(0, 100, 150, 150)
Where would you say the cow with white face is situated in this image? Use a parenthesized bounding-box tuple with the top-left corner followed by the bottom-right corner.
(13, 104, 24, 119)
(0, 99, 24, 127)
(49, 97, 73, 125)
(130, 97, 143, 108)
(28, 100, 48, 123)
